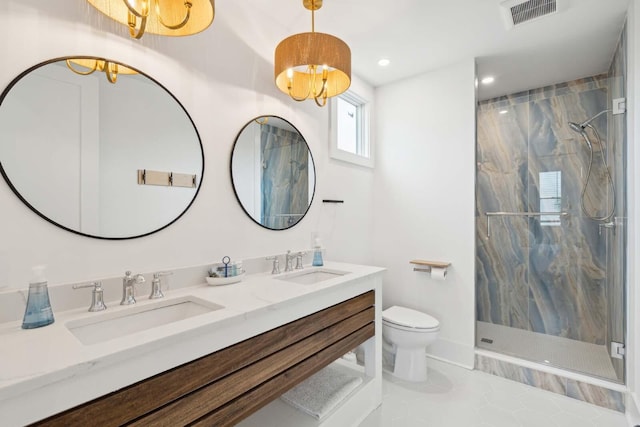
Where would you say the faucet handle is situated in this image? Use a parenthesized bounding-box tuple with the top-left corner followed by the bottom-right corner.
(153, 271, 173, 279)
(73, 281, 107, 312)
(266, 256, 280, 274)
(295, 252, 306, 270)
(150, 271, 172, 299)
(124, 271, 145, 281)
(125, 270, 146, 284)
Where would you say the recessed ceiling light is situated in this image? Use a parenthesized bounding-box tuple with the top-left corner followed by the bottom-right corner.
(378, 59, 390, 67)
(499, 110, 508, 115)
(481, 76, 495, 85)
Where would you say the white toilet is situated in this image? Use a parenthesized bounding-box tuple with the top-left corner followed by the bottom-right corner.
(382, 306, 440, 382)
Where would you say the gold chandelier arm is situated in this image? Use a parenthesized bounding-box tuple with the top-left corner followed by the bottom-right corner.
(315, 80, 327, 98)
(122, 0, 150, 18)
(315, 66, 329, 98)
(288, 88, 312, 102)
(104, 62, 119, 84)
(156, 0, 193, 30)
(314, 87, 328, 105)
(286, 65, 314, 101)
(314, 96, 327, 107)
(128, 12, 148, 39)
(287, 73, 315, 102)
(313, 65, 329, 106)
(66, 60, 98, 76)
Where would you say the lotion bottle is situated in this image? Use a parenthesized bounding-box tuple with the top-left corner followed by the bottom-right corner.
(312, 238, 324, 267)
(22, 265, 55, 329)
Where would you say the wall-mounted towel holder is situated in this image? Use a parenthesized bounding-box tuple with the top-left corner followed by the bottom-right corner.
(410, 259, 451, 279)
(485, 211, 569, 238)
(137, 169, 197, 188)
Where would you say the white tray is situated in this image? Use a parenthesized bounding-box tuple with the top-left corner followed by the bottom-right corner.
(206, 273, 245, 286)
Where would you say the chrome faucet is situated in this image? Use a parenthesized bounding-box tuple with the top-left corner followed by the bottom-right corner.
(285, 250, 294, 272)
(121, 271, 145, 305)
(73, 281, 107, 312)
(266, 256, 280, 274)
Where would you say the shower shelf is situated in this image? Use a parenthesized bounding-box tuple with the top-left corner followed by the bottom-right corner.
(484, 211, 569, 238)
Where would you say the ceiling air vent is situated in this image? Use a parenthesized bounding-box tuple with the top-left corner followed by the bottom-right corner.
(500, 0, 562, 29)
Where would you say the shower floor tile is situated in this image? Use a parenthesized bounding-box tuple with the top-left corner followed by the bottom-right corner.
(476, 321, 618, 381)
(359, 359, 627, 427)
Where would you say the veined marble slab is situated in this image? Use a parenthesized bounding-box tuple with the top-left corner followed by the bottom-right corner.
(476, 73, 623, 352)
(475, 353, 624, 412)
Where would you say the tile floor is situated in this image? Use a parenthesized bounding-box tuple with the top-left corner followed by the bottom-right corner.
(359, 359, 628, 427)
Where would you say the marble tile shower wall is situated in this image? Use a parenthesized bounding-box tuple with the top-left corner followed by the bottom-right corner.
(475, 354, 625, 412)
(476, 75, 616, 346)
(606, 24, 627, 381)
(260, 124, 310, 229)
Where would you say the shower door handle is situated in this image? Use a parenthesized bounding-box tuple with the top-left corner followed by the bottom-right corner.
(598, 222, 615, 235)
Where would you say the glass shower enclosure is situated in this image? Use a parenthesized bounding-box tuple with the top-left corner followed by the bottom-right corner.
(475, 32, 627, 383)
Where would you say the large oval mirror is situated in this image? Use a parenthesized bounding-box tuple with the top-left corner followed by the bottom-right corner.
(231, 116, 316, 230)
(0, 57, 204, 239)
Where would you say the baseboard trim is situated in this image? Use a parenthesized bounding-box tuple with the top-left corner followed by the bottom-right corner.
(426, 338, 474, 369)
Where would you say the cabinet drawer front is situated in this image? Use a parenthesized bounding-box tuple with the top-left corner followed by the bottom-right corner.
(35, 291, 375, 427)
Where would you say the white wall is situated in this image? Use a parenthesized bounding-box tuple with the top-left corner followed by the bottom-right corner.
(373, 60, 477, 368)
(0, 1, 376, 289)
(626, 0, 640, 422)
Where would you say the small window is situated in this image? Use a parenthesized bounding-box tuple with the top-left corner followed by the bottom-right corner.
(539, 171, 562, 226)
(330, 91, 373, 167)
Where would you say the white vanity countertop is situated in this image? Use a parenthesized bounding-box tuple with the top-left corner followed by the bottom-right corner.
(0, 261, 384, 426)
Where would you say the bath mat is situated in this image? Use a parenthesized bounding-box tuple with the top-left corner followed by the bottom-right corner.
(280, 365, 363, 420)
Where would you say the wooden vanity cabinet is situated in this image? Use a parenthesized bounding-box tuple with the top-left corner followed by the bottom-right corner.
(33, 291, 375, 427)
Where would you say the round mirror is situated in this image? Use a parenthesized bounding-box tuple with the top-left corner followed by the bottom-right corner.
(0, 57, 204, 239)
(231, 116, 316, 230)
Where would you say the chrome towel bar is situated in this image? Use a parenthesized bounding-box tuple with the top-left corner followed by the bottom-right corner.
(485, 211, 569, 238)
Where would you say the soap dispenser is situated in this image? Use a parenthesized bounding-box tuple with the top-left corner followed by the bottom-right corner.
(312, 238, 324, 267)
(22, 265, 55, 329)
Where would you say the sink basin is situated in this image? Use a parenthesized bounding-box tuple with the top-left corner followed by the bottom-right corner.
(276, 268, 349, 285)
(66, 296, 223, 345)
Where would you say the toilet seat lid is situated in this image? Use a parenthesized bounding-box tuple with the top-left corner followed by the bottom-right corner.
(382, 306, 439, 329)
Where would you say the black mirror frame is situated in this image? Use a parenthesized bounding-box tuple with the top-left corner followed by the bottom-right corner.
(230, 115, 316, 231)
(0, 56, 205, 240)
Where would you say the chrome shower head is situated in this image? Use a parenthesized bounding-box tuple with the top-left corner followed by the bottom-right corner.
(568, 122, 584, 133)
(568, 121, 592, 150)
